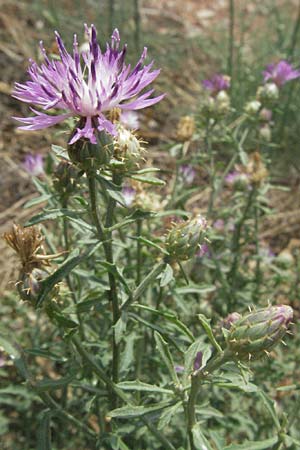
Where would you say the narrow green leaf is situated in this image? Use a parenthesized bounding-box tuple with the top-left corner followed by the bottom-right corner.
(24, 194, 52, 208)
(107, 189, 127, 207)
(154, 332, 179, 384)
(129, 313, 182, 353)
(257, 391, 281, 430)
(36, 244, 102, 306)
(198, 314, 222, 353)
(135, 168, 161, 174)
(158, 401, 182, 430)
(25, 208, 87, 227)
(224, 436, 278, 450)
(129, 236, 168, 255)
(108, 400, 171, 418)
(24, 348, 66, 362)
(35, 373, 76, 392)
(159, 264, 174, 287)
(133, 304, 194, 343)
(175, 284, 216, 295)
(130, 175, 166, 186)
(114, 312, 128, 345)
(192, 423, 214, 450)
(117, 380, 173, 394)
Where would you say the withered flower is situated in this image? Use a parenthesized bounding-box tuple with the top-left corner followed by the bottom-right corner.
(3, 224, 64, 272)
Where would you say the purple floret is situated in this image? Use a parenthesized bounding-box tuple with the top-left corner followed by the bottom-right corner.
(23, 153, 44, 176)
(13, 25, 164, 144)
(263, 60, 300, 87)
(203, 73, 230, 95)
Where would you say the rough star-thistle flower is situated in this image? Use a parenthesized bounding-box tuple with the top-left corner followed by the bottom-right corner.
(263, 60, 300, 87)
(12, 25, 164, 145)
(202, 74, 230, 95)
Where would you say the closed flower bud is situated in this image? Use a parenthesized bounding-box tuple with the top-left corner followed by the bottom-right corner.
(226, 305, 293, 360)
(215, 90, 231, 115)
(259, 124, 272, 142)
(165, 215, 208, 261)
(256, 83, 279, 103)
(244, 100, 262, 116)
(112, 124, 144, 170)
(68, 124, 113, 171)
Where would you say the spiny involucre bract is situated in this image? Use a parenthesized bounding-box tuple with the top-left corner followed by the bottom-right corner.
(165, 215, 208, 261)
(226, 305, 293, 360)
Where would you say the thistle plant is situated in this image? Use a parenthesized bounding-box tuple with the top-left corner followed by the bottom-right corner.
(2, 23, 299, 450)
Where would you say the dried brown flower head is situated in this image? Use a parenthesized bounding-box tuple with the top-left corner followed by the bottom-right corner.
(176, 116, 195, 142)
(3, 224, 61, 272)
(246, 152, 268, 186)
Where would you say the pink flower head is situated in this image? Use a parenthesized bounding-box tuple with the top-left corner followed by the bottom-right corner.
(263, 60, 300, 87)
(203, 74, 230, 95)
(23, 153, 44, 176)
(13, 25, 164, 145)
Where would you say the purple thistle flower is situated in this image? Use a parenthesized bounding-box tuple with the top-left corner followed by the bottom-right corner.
(263, 60, 300, 87)
(23, 153, 44, 176)
(178, 164, 196, 185)
(203, 73, 230, 95)
(12, 25, 164, 145)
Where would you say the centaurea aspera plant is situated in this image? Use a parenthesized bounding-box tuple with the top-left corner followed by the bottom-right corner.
(3, 24, 297, 450)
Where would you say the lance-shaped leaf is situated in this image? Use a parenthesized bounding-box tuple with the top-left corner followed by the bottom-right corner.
(154, 332, 179, 385)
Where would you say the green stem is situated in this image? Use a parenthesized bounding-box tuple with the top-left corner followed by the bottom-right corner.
(253, 196, 261, 303)
(72, 336, 176, 450)
(62, 198, 85, 340)
(228, 0, 235, 83)
(228, 188, 255, 309)
(136, 218, 142, 285)
(186, 352, 228, 449)
(105, 172, 122, 400)
(87, 172, 120, 408)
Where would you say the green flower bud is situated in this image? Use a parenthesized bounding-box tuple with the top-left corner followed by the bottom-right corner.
(244, 100, 262, 116)
(256, 83, 279, 103)
(259, 124, 272, 142)
(215, 90, 231, 115)
(165, 215, 208, 261)
(226, 305, 293, 360)
(68, 125, 113, 172)
(111, 124, 144, 171)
